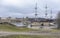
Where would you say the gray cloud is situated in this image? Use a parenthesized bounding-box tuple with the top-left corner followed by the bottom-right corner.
(0, 0, 60, 18)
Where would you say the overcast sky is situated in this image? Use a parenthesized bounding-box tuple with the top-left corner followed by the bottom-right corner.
(0, 0, 60, 18)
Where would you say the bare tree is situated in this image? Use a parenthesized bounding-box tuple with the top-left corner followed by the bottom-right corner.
(56, 11, 60, 29)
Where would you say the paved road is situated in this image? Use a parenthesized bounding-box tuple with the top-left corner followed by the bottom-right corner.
(0, 31, 60, 36)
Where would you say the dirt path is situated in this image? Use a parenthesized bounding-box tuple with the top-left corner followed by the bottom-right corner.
(0, 31, 60, 36)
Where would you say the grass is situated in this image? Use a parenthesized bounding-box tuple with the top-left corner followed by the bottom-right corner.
(0, 23, 60, 38)
(0, 23, 60, 32)
(0, 35, 60, 38)
(50, 29, 60, 32)
(0, 23, 37, 32)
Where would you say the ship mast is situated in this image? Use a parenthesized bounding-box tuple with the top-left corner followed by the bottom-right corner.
(35, 1, 38, 21)
(45, 4, 48, 19)
(50, 9, 52, 19)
